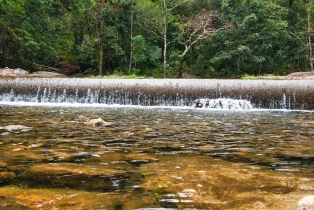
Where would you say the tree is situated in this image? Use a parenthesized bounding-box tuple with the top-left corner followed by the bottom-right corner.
(81, 0, 129, 75)
(128, 0, 134, 74)
(97, 0, 105, 76)
(289, 0, 314, 71)
(210, 0, 289, 77)
(173, 8, 229, 77)
(0, 0, 85, 69)
(132, 35, 146, 69)
(135, 0, 188, 77)
(0, 0, 27, 67)
(0, 0, 306, 78)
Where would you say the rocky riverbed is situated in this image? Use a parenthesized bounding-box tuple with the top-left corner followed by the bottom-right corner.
(0, 105, 314, 209)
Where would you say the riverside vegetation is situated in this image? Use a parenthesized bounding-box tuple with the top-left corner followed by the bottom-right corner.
(1, 0, 314, 78)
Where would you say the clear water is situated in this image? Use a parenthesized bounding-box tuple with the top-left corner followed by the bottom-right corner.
(0, 104, 313, 209)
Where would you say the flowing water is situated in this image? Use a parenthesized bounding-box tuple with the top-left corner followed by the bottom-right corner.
(1, 78, 314, 109)
(0, 105, 313, 210)
(0, 78, 314, 210)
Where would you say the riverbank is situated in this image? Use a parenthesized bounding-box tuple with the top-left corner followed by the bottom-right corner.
(2, 66, 314, 79)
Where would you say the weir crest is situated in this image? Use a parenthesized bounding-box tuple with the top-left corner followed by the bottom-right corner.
(0, 78, 313, 110)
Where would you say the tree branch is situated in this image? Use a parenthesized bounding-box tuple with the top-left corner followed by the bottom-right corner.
(289, 31, 307, 47)
(175, 11, 228, 57)
(135, 22, 164, 40)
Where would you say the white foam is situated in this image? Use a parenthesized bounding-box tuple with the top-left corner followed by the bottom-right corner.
(193, 98, 253, 110)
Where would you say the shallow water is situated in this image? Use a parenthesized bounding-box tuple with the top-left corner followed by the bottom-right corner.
(0, 105, 313, 209)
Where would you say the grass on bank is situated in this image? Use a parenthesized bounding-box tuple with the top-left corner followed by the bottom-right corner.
(85, 73, 148, 79)
(84, 73, 285, 79)
(90, 73, 284, 80)
(241, 74, 284, 80)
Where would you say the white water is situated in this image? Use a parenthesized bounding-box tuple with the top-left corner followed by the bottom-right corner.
(1, 78, 314, 110)
(193, 98, 253, 110)
(1, 101, 312, 113)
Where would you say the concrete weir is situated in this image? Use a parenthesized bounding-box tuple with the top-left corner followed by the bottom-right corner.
(0, 78, 313, 110)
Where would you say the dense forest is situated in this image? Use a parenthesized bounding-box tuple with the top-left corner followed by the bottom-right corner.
(0, 0, 313, 78)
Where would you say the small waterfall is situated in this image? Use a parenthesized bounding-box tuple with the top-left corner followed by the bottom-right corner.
(0, 78, 314, 110)
(52, 90, 56, 103)
(47, 88, 51, 102)
(9, 89, 14, 102)
(87, 88, 91, 103)
(194, 98, 253, 110)
(36, 86, 41, 103)
(61, 89, 67, 102)
(42, 88, 47, 102)
(281, 93, 287, 109)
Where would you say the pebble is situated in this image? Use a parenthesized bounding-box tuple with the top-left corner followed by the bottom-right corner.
(298, 195, 314, 210)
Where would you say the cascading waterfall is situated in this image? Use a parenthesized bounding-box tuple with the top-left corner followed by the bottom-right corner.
(0, 78, 314, 110)
(194, 98, 253, 110)
(9, 89, 14, 102)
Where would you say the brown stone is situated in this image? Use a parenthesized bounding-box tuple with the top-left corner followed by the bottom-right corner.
(285, 71, 314, 79)
(83, 118, 112, 127)
(0, 125, 32, 133)
(0, 172, 15, 180)
(124, 153, 158, 164)
(0, 67, 29, 76)
(19, 163, 128, 191)
(55, 61, 82, 76)
(28, 71, 65, 77)
(78, 115, 89, 122)
(23, 163, 124, 176)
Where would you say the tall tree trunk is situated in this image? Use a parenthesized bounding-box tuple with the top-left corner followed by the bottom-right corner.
(307, 2, 314, 71)
(98, 1, 105, 76)
(98, 21, 103, 76)
(163, 0, 167, 78)
(237, 55, 240, 77)
(289, 1, 314, 71)
(128, 0, 134, 75)
(0, 27, 7, 66)
(163, 26, 167, 77)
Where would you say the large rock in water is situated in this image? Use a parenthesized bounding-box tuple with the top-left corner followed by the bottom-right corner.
(84, 118, 106, 126)
(298, 195, 314, 210)
(0, 125, 32, 133)
(78, 115, 112, 126)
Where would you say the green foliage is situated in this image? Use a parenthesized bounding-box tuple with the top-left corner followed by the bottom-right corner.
(132, 35, 146, 64)
(85, 73, 147, 79)
(208, 0, 291, 77)
(241, 74, 259, 80)
(0, 0, 312, 77)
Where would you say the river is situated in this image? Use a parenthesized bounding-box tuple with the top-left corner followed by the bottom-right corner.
(0, 104, 313, 209)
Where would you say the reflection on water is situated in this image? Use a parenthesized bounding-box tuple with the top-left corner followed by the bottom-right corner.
(0, 105, 314, 209)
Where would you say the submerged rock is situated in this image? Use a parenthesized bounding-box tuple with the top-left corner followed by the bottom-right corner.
(124, 153, 158, 164)
(19, 163, 128, 191)
(0, 172, 15, 182)
(0, 125, 32, 133)
(78, 115, 90, 122)
(298, 195, 314, 210)
(83, 118, 112, 127)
